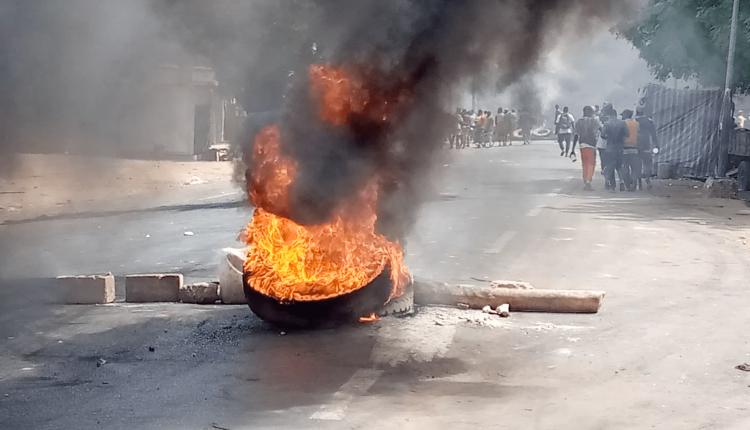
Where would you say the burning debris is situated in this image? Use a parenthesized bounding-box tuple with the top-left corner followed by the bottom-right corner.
(242, 65, 412, 327)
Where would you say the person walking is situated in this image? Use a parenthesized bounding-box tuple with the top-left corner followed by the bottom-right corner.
(737, 110, 746, 129)
(555, 106, 575, 157)
(600, 108, 630, 193)
(483, 111, 494, 145)
(621, 109, 640, 191)
(475, 110, 486, 147)
(518, 108, 534, 145)
(509, 109, 519, 142)
(635, 108, 659, 190)
(495, 108, 507, 146)
(502, 109, 512, 145)
(572, 106, 600, 191)
(597, 103, 624, 187)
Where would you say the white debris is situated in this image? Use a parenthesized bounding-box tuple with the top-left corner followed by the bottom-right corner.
(186, 176, 207, 185)
(496, 304, 510, 317)
(184, 231, 194, 236)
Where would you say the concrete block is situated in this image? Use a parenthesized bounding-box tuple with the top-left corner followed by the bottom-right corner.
(57, 274, 115, 304)
(219, 248, 247, 304)
(180, 282, 219, 304)
(126, 274, 182, 303)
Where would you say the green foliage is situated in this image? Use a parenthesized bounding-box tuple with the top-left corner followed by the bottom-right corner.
(620, 0, 750, 93)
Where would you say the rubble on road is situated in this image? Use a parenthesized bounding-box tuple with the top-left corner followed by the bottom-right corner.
(704, 177, 739, 200)
(490, 280, 534, 290)
(179, 282, 219, 304)
(408, 306, 589, 330)
(496, 304, 510, 317)
(185, 176, 208, 185)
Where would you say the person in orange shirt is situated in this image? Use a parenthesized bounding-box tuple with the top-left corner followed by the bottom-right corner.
(475, 110, 486, 146)
(621, 109, 640, 192)
(572, 106, 600, 191)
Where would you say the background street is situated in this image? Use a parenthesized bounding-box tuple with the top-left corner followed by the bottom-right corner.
(2, 141, 750, 429)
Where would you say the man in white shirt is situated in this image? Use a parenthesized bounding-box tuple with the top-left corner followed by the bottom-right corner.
(555, 106, 575, 158)
(737, 110, 746, 129)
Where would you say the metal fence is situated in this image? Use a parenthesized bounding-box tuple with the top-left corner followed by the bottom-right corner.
(638, 84, 723, 178)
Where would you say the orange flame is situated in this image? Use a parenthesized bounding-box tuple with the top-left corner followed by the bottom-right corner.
(359, 313, 380, 323)
(243, 64, 411, 304)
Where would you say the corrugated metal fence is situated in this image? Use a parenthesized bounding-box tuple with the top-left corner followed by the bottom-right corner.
(638, 84, 723, 178)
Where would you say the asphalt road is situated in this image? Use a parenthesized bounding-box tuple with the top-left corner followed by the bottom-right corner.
(2, 141, 750, 430)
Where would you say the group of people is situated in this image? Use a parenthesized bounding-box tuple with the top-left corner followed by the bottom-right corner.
(450, 107, 535, 148)
(556, 103, 660, 192)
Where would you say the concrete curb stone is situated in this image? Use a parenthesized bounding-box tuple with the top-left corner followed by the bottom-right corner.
(57, 274, 115, 304)
(126, 274, 183, 303)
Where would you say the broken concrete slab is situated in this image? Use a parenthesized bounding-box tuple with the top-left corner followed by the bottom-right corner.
(125, 274, 182, 303)
(413, 277, 605, 313)
(179, 282, 219, 304)
(56, 274, 115, 304)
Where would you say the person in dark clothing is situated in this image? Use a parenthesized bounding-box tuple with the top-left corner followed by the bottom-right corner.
(621, 109, 640, 191)
(635, 108, 659, 190)
(600, 111, 630, 193)
(518, 109, 534, 145)
(495, 107, 507, 146)
(597, 103, 625, 188)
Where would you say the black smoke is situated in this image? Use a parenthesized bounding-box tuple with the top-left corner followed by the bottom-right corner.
(0, 0, 640, 239)
(233, 0, 640, 241)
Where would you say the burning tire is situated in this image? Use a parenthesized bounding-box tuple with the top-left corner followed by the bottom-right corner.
(379, 282, 414, 316)
(244, 265, 394, 329)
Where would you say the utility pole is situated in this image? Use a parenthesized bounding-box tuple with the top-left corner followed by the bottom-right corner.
(718, 0, 740, 177)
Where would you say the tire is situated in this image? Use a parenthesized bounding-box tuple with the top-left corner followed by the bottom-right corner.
(531, 128, 552, 140)
(379, 283, 414, 317)
(738, 161, 750, 191)
(245, 266, 394, 329)
(481, 138, 495, 148)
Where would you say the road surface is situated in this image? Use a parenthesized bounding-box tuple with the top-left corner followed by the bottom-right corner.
(2, 141, 750, 430)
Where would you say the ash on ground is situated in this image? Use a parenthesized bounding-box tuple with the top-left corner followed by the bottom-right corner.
(388, 306, 590, 332)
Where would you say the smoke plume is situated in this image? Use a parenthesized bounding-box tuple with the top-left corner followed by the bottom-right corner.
(0, 0, 641, 240)
(234, 0, 640, 241)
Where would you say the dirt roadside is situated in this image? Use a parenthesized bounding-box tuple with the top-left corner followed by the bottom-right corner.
(650, 177, 750, 228)
(0, 154, 238, 223)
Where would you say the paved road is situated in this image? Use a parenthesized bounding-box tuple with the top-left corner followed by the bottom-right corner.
(2, 141, 750, 430)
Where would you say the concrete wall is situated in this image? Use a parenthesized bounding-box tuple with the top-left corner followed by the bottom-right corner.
(138, 65, 220, 158)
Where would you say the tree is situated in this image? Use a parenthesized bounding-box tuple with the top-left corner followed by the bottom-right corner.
(620, 0, 750, 93)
